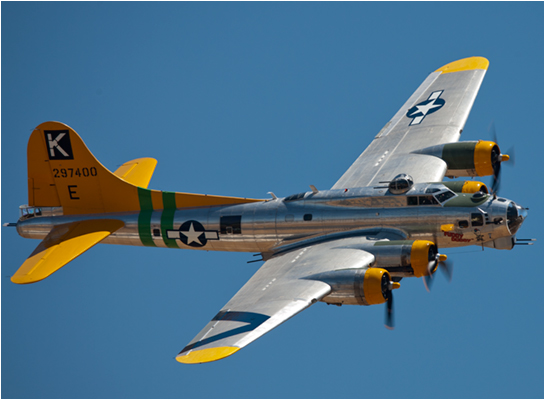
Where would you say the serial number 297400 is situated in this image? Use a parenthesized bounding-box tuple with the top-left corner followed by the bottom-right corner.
(53, 167, 97, 178)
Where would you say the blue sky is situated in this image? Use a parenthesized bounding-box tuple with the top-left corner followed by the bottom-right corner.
(1, 2, 543, 398)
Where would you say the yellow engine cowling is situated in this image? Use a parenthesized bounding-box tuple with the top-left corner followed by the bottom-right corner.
(409, 240, 438, 278)
(414, 140, 508, 178)
(371, 239, 439, 278)
(362, 268, 391, 305)
(441, 180, 489, 194)
(317, 267, 399, 306)
(443, 140, 509, 178)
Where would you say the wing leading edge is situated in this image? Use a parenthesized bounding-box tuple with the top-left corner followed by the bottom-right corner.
(332, 56, 489, 189)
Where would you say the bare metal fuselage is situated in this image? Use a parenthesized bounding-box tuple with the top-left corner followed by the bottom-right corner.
(17, 184, 525, 263)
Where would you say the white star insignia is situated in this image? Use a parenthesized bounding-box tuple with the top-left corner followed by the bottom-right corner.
(182, 222, 203, 245)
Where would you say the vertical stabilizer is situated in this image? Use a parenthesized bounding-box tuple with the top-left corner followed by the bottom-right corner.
(28, 122, 144, 214)
(27, 121, 262, 216)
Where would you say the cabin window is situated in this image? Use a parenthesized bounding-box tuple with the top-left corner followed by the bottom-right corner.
(458, 220, 469, 229)
(407, 196, 418, 206)
(471, 213, 483, 227)
(153, 229, 161, 237)
(303, 214, 313, 221)
(220, 216, 242, 234)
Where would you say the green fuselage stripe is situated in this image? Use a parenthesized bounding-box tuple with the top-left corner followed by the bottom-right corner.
(161, 191, 179, 248)
(138, 187, 156, 247)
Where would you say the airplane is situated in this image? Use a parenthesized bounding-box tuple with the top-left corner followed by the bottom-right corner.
(6, 56, 530, 364)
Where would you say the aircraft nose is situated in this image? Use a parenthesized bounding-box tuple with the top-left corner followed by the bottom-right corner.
(507, 201, 527, 234)
(518, 203, 528, 221)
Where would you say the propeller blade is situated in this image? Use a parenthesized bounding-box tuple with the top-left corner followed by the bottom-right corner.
(422, 251, 451, 291)
(439, 259, 454, 282)
(505, 145, 516, 166)
(423, 274, 433, 292)
(488, 121, 515, 196)
(385, 292, 394, 330)
(489, 121, 498, 144)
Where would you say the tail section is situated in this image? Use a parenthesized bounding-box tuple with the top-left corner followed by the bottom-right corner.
(15, 122, 263, 284)
(28, 121, 143, 214)
(27, 122, 262, 215)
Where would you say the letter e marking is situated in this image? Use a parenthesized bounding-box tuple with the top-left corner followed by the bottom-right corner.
(68, 185, 79, 200)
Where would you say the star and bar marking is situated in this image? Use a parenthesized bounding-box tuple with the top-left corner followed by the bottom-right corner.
(406, 90, 445, 126)
(166, 220, 219, 247)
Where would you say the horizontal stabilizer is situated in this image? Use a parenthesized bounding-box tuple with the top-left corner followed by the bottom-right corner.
(11, 219, 124, 284)
(114, 158, 157, 188)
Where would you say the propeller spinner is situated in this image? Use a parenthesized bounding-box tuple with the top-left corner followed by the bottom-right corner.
(423, 247, 451, 292)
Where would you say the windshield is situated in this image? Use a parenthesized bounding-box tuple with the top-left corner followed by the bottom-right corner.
(434, 189, 456, 204)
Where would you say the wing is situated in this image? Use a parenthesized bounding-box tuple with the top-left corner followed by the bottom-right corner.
(332, 56, 489, 189)
(176, 238, 383, 364)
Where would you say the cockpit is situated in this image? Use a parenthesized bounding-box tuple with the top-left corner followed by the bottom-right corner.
(406, 188, 456, 206)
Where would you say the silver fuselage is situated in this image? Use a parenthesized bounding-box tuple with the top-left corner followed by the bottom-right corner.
(17, 183, 526, 257)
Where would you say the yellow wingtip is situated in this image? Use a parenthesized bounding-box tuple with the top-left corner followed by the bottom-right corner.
(176, 346, 240, 364)
(436, 57, 489, 74)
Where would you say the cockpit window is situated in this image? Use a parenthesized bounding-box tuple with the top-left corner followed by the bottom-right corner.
(471, 213, 483, 226)
(419, 195, 439, 205)
(407, 196, 439, 206)
(434, 190, 456, 204)
(284, 192, 306, 202)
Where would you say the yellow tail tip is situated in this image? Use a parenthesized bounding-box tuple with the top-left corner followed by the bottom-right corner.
(176, 346, 240, 364)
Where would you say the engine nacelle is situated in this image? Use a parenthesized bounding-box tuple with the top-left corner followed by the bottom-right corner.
(371, 240, 438, 278)
(441, 180, 488, 194)
(414, 141, 505, 178)
(317, 267, 394, 306)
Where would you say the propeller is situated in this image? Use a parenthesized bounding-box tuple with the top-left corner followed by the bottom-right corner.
(422, 245, 451, 292)
(488, 122, 514, 196)
(384, 279, 400, 330)
(438, 257, 453, 282)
